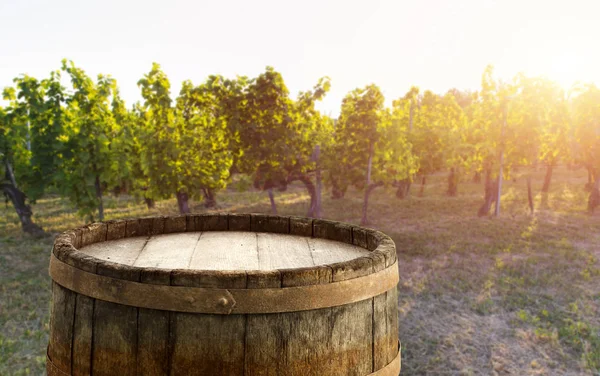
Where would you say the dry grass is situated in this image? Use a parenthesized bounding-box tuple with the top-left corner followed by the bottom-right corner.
(1, 166, 599, 375)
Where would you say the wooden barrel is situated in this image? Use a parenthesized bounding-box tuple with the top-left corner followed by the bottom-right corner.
(47, 214, 400, 376)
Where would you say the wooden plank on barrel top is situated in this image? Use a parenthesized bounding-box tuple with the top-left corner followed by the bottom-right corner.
(91, 262, 140, 376)
(308, 237, 369, 266)
(187, 231, 258, 270)
(133, 233, 200, 269)
(256, 233, 314, 270)
(169, 270, 247, 376)
(79, 237, 148, 265)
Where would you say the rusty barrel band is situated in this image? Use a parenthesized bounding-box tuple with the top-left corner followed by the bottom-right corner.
(47, 342, 400, 375)
(49, 254, 399, 314)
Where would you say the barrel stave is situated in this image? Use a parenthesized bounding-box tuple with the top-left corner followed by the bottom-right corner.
(91, 262, 139, 376)
(137, 267, 171, 376)
(170, 269, 247, 375)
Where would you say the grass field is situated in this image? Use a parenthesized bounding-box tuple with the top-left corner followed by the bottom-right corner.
(1, 166, 599, 375)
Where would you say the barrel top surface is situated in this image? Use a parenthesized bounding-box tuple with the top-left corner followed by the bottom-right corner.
(78, 231, 371, 271)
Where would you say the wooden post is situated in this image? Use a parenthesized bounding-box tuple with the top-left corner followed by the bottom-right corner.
(268, 188, 277, 214)
(495, 103, 507, 217)
(527, 175, 534, 214)
(361, 142, 375, 225)
(315, 145, 322, 219)
(95, 175, 104, 221)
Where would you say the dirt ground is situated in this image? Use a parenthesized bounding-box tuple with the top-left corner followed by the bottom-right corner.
(1, 166, 599, 375)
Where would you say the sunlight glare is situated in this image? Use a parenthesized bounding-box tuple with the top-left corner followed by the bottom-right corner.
(537, 53, 585, 90)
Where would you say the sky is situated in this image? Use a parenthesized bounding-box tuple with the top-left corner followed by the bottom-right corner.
(1, 0, 600, 117)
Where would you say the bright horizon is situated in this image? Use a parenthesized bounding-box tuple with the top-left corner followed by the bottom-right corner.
(1, 0, 599, 116)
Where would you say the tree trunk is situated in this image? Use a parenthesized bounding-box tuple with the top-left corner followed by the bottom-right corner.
(144, 197, 155, 209)
(419, 175, 427, 197)
(478, 170, 498, 217)
(395, 179, 411, 199)
(473, 171, 481, 184)
(176, 191, 190, 214)
(527, 176, 534, 214)
(447, 168, 458, 196)
(1, 183, 44, 236)
(267, 188, 277, 215)
(288, 172, 317, 217)
(586, 166, 594, 191)
(5, 160, 18, 188)
(202, 188, 217, 208)
(331, 178, 346, 199)
(361, 182, 383, 226)
(495, 153, 504, 217)
(588, 176, 600, 214)
(361, 142, 375, 225)
(541, 163, 554, 193)
(315, 145, 323, 218)
(95, 175, 104, 221)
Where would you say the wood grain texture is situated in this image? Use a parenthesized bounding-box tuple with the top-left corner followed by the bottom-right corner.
(377, 238, 398, 268)
(133, 233, 200, 269)
(150, 216, 165, 236)
(373, 288, 400, 371)
(313, 219, 353, 244)
(257, 233, 313, 270)
(133, 217, 154, 237)
(71, 294, 94, 376)
(91, 263, 140, 376)
(81, 222, 107, 247)
(81, 237, 147, 265)
(78, 232, 371, 271)
(48, 282, 76, 374)
(170, 270, 247, 375)
(106, 220, 127, 241)
(281, 265, 332, 287)
(228, 213, 252, 231)
(352, 226, 369, 249)
(187, 232, 258, 271)
(164, 215, 187, 234)
(386, 286, 400, 366)
(251, 214, 289, 234)
(137, 268, 171, 376)
(309, 237, 370, 266)
(125, 218, 142, 238)
(245, 295, 373, 375)
(66, 251, 97, 376)
(330, 256, 373, 282)
(194, 213, 228, 231)
(50, 215, 400, 376)
(289, 216, 312, 237)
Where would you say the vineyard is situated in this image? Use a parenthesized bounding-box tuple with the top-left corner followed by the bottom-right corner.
(2, 61, 600, 230)
(1, 61, 600, 375)
(1, 168, 600, 375)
